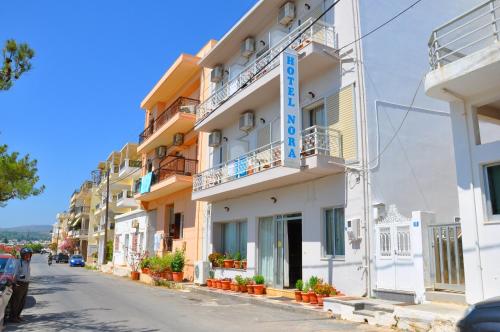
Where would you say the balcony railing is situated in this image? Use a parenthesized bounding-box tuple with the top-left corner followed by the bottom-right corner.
(117, 190, 133, 200)
(193, 126, 342, 192)
(196, 18, 336, 124)
(152, 157, 198, 186)
(139, 97, 199, 144)
(119, 159, 142, 171)
(79, 229, 89, 236)
(429, 0, 500, 69)
(74, 206, 90, 215)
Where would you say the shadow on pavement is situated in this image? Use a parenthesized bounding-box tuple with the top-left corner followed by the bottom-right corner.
(24, 296, 36, 309)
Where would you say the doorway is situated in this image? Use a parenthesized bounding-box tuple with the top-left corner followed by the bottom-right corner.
(258, 214, 302, 288)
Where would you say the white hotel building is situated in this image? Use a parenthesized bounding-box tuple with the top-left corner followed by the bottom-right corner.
(193, 0, 478, 303)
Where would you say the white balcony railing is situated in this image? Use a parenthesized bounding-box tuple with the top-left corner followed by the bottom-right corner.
(429, 0, 500, 69)
(193, 126, 342, 192)
(196, 18, 336, 124)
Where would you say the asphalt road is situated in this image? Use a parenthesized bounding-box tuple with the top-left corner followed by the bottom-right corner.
(4, 254, 390, 332)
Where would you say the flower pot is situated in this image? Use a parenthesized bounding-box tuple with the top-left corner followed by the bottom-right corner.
(317, 294, 328, 306)
(253, 284, 265, 295)
(141, 268, 150, 274)
(206, 279, 213, 287)
(233, 261, 241, 269)
(294, 290, 302, 302)
(242, 261, 247, 270)
(247, 284, 254, 294)
(130, 271, 140, 280)
(239, 284, 247, 293)
(172, 272, 183, 282)
(160, 271, 168, 279)
(309, 291, 318, 305)
(230, 283, 237, 291)
(223, 260, 234, 269)
(221, 280, 231, 290)
(301, 292, 310, 303)
(216, 280, 222, 289)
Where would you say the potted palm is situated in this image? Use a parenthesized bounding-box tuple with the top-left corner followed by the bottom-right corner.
(253, 275, 265, 295)
(294, 279, 303, 302)
(233, 252, 242, 269)
(171, 249, 185, 282)
(308, 276, 319, 305)
(223, 253, 234, 269)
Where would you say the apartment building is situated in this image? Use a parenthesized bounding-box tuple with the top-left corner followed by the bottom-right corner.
(67, 181, 93, 258)
(193, 0, 476, 303)
(134, 41, 215, 280)
(425, 0, 500, 304)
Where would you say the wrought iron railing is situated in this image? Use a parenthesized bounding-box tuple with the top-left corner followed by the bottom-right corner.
(139, 97, 199, 144)
(193, 126, 343, 192)
(152, 157, 198, 186)
(429, 0, 500, 69)
(196, 18, 336, 124)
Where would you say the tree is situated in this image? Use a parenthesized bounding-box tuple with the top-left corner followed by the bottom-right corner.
(0, 143, 45, 207)
(0, 39, 35, 91)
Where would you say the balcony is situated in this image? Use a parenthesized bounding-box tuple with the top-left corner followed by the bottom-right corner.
(135, 156, 198, 202)
(426, 0, 500, 100)
(119, 159, 142, 178)
(77, 229, 89, 238)
(192, 126, 344, 202)
(195, 18, 338, 132)
(116, 189, 138, 208)
(137, 97, 199, 153)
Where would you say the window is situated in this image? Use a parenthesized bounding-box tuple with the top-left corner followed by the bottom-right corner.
(324, 208, 345, 257)
(485, 163, 500, 218)
(173, 213, 183, 239)
(220, 221, 247, 258)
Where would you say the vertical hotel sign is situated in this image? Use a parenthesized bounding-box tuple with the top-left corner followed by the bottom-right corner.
(280, 50, 300, 168)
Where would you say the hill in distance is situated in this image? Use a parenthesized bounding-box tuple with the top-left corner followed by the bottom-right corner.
(0, 225, 52, 242)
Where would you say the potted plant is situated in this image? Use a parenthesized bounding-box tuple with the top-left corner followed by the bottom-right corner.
(221, 278, 231, 290)
(223, 253, 234, 269)
(253, 275, 265, 295)
(294, 279, 303, 302)
(160, 253, 173, 280)
(241, 259, 247, 270)
(233, 252, 242, 269)
(215, 279, 222, 289)
(246, 278, 254, 294)
(301, 282, 311, 303)
(206, 270, 215, 287)
(314, 282, 334, 306)
(208, 252, 223, 268)
(140, 256, 151, 274)
(171, 249, 185, 282)
(308, 276, 319, 305)
(128, 252, 141, 281)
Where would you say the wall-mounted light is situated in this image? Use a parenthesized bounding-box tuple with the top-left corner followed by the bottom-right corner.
(224, 206, 230, 212)
(305, 3, 311, 10)
(260, 40, 266, 46)
(223, 137, 228, 142)
(270, 197, 277, 204)
(224, 70, 229, 75)
(308, 91, 316, 98)
(260, 118, 266, 124)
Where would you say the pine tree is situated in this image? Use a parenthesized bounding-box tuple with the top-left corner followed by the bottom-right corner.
(0, 39, 35, 90)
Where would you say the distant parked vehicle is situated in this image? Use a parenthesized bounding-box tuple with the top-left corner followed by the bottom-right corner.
(55, 253, 69, 263)
(69, 255, 85, 267)
(456, 297, 500, 332)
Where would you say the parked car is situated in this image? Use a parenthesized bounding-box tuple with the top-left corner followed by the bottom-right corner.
(69, 255, 85, 267)
(456, 297, 500, 332)
(55, 253, 69, 263)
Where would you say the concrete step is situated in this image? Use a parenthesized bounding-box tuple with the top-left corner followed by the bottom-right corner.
(353, 309, 376, 318)
(373, 288, 415, 303)
(425, 290, 466, 304)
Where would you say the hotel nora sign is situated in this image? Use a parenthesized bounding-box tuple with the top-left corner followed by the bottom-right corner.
(280, 50, 301, 168)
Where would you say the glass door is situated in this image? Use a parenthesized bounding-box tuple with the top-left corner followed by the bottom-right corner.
(258, 217, 275, 286)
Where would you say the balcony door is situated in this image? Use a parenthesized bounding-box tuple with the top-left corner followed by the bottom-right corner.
(303, 102, 325, 129)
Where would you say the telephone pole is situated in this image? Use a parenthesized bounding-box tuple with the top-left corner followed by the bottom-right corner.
(102, 167, 110, 264)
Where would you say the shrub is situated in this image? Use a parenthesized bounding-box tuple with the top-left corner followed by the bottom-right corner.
(295, 279, 303, 291)
(234, 275, 244, 285)
(171, 250, 185, 273)
(308, 276, 319, 291)
(234, 252, 242, 261)
(160, 253, 173, 272)
(208, 252, 223, 266)
(302, 281, 310, 292)
(244, 277, 253, 285)
(314, 282, 334, 295)
(149, 256, 163, 273)
(253, 275, 265, 285)
(139, 257, 151, 270)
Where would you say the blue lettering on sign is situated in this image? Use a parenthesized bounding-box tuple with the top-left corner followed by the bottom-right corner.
(285, 54, 298, 160)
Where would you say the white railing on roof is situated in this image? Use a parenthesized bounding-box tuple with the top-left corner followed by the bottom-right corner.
(193, 126, 342, 192)
(429, 0, 500, 69)
(196, 18, 336, 124)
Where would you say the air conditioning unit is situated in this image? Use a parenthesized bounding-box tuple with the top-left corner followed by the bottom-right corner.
(208, 130, 222, 147)
(156, 146, 167, 159)
(173, 133, 184, 146)
(194, 260, 210, 285)
(179, 104, 196, 114)
(210, 65, 224, 83)
(278, 2, 295, 26)
(347, 218, 361, 241)
(241, 37, 256, 58)
(239, 112, 254, 132)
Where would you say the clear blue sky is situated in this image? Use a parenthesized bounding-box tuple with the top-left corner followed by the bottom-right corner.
(0, 0, 256, 227)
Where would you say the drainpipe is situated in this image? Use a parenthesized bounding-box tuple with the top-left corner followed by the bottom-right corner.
(441, 88, 485, 300)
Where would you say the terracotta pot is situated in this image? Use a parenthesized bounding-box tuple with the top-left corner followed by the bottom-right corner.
(309, 291, 318, 305)
(239, 284, 247, 293)
(221, 280, 231, 290)
(141, 268, 150, 274)
(317, 294, 328, 306)
(172, 272, 183, 282)
(253, 284, 265, 295)
(216, 280, 222, 289)
(242, 261, 247, 270)
(165, 271, 173, 281)
(160, 271, 168, 279)
(301, 292, 310, 303)
(206, 279, 212, 287)
(223, 260, 234, 269)
(130, 271, 140, 280)
(247, 284, 254, 294)
(233, 261, 241, 269)
(294, 290, 302, 302)
(230, 283, 237, 291)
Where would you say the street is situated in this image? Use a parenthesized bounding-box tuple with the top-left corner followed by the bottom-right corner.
(4, 255, 391, 332)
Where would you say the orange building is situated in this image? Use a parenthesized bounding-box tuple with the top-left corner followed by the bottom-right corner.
(134, 41, 215, 280)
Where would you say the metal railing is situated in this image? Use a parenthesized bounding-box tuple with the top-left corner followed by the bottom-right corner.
(139, 97, 199, 144)
(117, 190, 134, 200)
(196, 18, 336, 124)
(193, 126, 343, 192)
(78, 229, 89, 237)
(119, 159, 142, 171)
(152, 157, 198, 186)
(429, 0, 500, 69)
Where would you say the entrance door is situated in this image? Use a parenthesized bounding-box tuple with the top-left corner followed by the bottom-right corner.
(258, 214, 302, 288)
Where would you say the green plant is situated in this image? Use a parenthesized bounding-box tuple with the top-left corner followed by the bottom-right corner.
(253, 275, 265, 285)
(314, 282, 334, 295)
(295, 279, 303, 291)
(216, 256, 224, 267)
(171, 249, 185, 273)
(308, 276, 319, 290)
(234, 275, 244, 285)
(234, 252, 242, 261)
(139, 257, 151, 270)
(1, 39, 35, 91)
(208, 252, 222, 265)
(224, 252, 233, 260)
(209, 270, 215, 279)
(160, 253, 173, 272)
(149, 256, 162, 273)
(302, 281, 310, 292)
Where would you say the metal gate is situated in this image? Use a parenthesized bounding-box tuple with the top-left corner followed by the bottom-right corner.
(429, 223, 465, 292)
